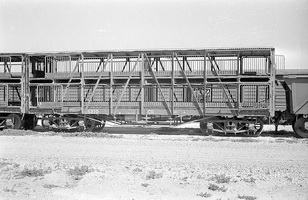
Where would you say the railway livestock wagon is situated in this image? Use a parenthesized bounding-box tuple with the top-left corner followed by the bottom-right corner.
(276, 70, 308, 138)
(1, 48, 305, 137)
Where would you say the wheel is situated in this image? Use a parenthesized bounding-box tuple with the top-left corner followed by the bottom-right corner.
(6, 114, 22, 129)
(84, 118, 96, 132)
(243, 117, 264, 137)
(294, 117, 308, 138)
(199, 120, 213, 136)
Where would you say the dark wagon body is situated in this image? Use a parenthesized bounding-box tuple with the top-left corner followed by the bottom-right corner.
(1, 48, 306, 137)
(276, 70, 308, 138)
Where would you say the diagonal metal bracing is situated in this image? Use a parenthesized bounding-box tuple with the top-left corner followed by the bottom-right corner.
(62, 56, 81, 102)
(174, 53, 203, 116)
(183, 57, 192, 71)
(84, 57, 108, 101)
(121, 58, 129, 72)
(85, 54, 112, 111)
(212, 58, 236, 105)
(96, 58, 104, 72)
(144, 54, 172, 116)
(3, 58, 14, 78)
(293, 96, 308, 114)
(206, 53, 237, 116)
(113, 54, 141, 114)
(135, 89, 141, 101)
(5, 63, 11, 74)
(158, 59, 165, 71)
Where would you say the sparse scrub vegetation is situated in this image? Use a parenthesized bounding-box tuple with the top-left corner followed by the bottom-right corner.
(16, 166, 50, 178)
(238, 195, 257, 200)
(3, 187, 17, 193)
(243, 177, 256, 184)
(197, 192, 212, 198)
(141, 183, 149, 187)
(67, 165, 93, 180)
(211, 174, 231, 184)
(133, 167, 143, 173)
(146, 170, 163, 180)
(208, 183, 227, 192)
(43, 184, 60, 189)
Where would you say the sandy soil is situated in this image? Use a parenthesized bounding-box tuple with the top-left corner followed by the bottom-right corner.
(0, 127, 308, 200)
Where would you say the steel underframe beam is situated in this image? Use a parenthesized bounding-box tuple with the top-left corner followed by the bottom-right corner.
(85, 54, 112, 111)
(206, 53, 237, 116)
(174, 53, 203, 116)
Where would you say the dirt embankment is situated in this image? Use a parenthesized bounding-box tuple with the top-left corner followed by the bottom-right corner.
(0, 129, 308, 200)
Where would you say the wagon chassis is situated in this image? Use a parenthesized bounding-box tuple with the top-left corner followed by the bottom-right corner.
(1, 48, 296, 137)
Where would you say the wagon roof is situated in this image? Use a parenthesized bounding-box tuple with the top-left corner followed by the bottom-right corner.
(1, 47, 274, 58)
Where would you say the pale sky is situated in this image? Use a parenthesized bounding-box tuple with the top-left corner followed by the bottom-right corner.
(0, 0, 307, 69)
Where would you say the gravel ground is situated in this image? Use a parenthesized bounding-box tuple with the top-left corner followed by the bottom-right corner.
(0, 127, 308, 200)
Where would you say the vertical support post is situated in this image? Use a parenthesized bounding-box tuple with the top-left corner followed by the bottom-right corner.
(128, 58, 131, 72)
(81, 54, 84, 114)
(270, 49, 276, 117)
(69, 55, 71, 73)
(155, 58, 158, 71)
(22, 55, 30, 114)
(203, 52, 207, 115)
(53, 86, 56, 103)
(21, 55, 26, 113)
(140, 53, 145, 118)
(110, 54, 114, 116)
(171, 53, 175, 116)
(53, 56, 56, 73)
(239, 55, 243, 106)
(237, 53, 241, 110)
(36, 85, 39, 106)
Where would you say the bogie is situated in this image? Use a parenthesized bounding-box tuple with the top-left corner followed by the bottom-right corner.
(199, 117, 264, 137)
